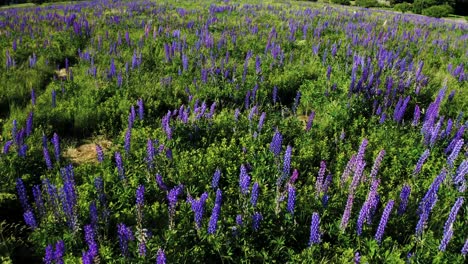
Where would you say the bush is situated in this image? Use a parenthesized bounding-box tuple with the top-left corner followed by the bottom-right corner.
(394, 2, 413, 12)
(412, 0, 437, 14)
(331, 0, 351, 5)
(422, 4, 454, 17)
(355, 0, 379, 7)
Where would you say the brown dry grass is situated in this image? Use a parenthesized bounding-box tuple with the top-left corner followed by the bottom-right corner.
(64, 139, 112, 164)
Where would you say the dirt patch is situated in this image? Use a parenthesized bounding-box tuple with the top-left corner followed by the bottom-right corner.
(64, 139, 112, 164)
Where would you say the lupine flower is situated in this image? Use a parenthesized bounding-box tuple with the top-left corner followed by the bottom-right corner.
(212, 169, 221, 189)
(145, 139, 154, 169)
(157, 248, 166, 264)
(250, 182, 259, 207)
(155, 174, 168, 191)
(252, 212, 263, 231)
(290, 169, 299, 184)
(115, 152, 125, 180)
(354, 252, 360, 264)
(272, 86, 278, 104)
(234, 108, 240, 122)
(208, 189, 222, 234)
(340, 194, 354, 231)
(167, 184, 184, 229)
(124, 128, 132, 154)
(413, 149, 430, 175)
(16, 178, 29, 211)
(32, 185, 45, 217)
(26, 111, 33, 136)
(306, 111, 315, 132)
(51, 133, 60, 162)
(309, 212, 321, 246)
(448, 139, 464, 167)
(316, 161, 326, 196)
(236, 214, 243, 226)
(398, 184, 411, 215)
(439, 197, 464, 251)
(54, 240, 65, 264)
(462, 239, 468, 256)
(269, 130, 282, 157)
(89, 201, 98, 227)
(356, 139, 368, 162)
(23, 210, 37, 229)
(369, 150, 385, 180)
(96, 144, 104, 163)
(287, 184, 296, 215)
(188, 192, 209, 230)
(357, 200, 372, 236)
(375, 200, 394, 243)
(258, 112, 266, 132)
(282, 145, 292, 180)
(136, 185, 145, 207)
(44, 244, 54, 264)
(239, 165, 251, 195)
(3, 140, 13, 154)
(117, 223, 134, 257)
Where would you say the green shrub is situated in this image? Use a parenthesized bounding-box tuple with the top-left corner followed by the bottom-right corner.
(412, 0, 437, 14)
(422, 4, 454, 17)
(394, 2, 413, 12)
(331, 0, 351, 5)
(355, 0, 379, 7)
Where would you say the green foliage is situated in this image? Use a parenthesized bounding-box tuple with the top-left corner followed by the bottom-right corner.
(394, 2, 413, 12)
(412, 0, 438, 13)
(331, 0, 351, 5)
(355, 0, 380, 7)
(422, 4, 454, 17)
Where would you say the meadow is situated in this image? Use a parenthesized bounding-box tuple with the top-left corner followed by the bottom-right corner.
(0, 0, 467, 263)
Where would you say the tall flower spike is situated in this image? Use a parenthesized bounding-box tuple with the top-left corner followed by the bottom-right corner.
(157, 248, 166, 264)
(340, 194, 354, 231)
(375, 200, 395, 243)
(439, 197, 464, 251)
(250, 182, 259, 207)
(309, 212, 321, 246)
(269, 130, 282, 157)
(96, 144, 104, 163)
(413, 149, 430, 176)
(398, 184, 411, 215)
(51, 133, 60, 163)
(252, 212, 263, 231)
(212, 169, 221, 189)
(239, 165, 251, 195)
(287, 184, 296, 215)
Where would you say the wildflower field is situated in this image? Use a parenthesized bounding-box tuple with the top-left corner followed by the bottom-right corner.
(0, 0, 467, 263)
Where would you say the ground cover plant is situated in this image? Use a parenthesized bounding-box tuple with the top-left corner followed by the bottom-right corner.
(0, 0, 467, 263)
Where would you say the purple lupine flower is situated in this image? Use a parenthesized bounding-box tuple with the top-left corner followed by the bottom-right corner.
(439, 197, 464, 251)
(124, 128, 131, 154)
(398, 184, 411, 215)
(26, 111, 33, 136)
(248, 105, 257, 121)
(350, 160, 366, 192)
(453, 160, 467, 191)
(3, 140, 13, 154)
(23, 210, 37, 229)
(269, 130, 282, 157)
(212, 169, 221, 189)
(316, 161, 326, 196)
(369, 150, 385, 180)
(51, 133, 60, 162)
(84, 225, 98, 259)
(306, 111, 315, 132)
(236, 214, 243, 226)
(282, 145, 292, 178)
(413, 149, 430, 175)
(208, 190, 222, 234)
(31, 89, 36, 106)
(162, 111, 172, 140)
(51, 90, 56, 108)
(255, 55, 261, 74)
(54, 240, 65, 264)
(340, 154, 356, 187)
(375, 200, 394, 243)
(96, 144, 104, 163)
(447, 139, 464, 167)
(44, 245, 54, 264)
(115, 152, 125, 180)
(290, 169, 299, 184)
(258, 112, 266, 132)
(462, 239, 468, 256)
(250, 182, 259, 207)
(137, 98, 144, 120)
(357, 200, 372, 236)
(272, 86, 278, 104)
(139, 240, 146, 257)
(309, 212, 321, 246)
(146, 139, 154, 169)
(340, 194, 354, 231)
(188, 192, 208, 230)
(90, 201, 98, 227)
(16, 178, 29, 211)
(42, 148, 52, 170)
(207, 102, 217, 119)
(356, 139, 368, 162)
(167, 184, 184, 229)
(354, 252, 360, 264)
(239, 165, 251, 195)
(157, 248, 166, 264)
(136, 185, 145, 207)
(32, 185, 45, 217)
(155, 174, 168, 191)
(287, 184, 296, 215)
(117, 223, 134, 257)
(252, 212, 263, 231)
(234, 108, 240, 122)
